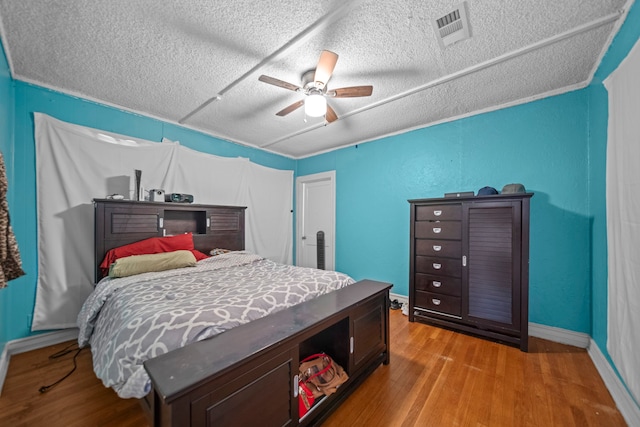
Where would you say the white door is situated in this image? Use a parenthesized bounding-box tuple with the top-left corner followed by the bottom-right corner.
(296, 171, 335, 270)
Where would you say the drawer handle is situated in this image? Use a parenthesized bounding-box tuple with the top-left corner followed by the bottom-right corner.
(434, 210, 442, 216)
(433, 281, 442, 288)
(433, 263, 441, 269)
(432, 298, 441, 306)
(433, 227, 442, 233)
(433, 245, 442, 251)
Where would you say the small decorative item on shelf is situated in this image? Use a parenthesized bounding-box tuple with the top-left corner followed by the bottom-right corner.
(444, 191, 474, 198)
(501, 183, 526, 194)
(134, 169, 142, 201)
(164, 193, 194, 203)
(149, 189, 165, 202)
(477, 186, 498, 196)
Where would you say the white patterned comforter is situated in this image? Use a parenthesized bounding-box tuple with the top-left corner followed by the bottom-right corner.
(77, 252, 354, 398)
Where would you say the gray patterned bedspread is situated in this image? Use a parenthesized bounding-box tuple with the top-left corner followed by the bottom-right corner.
(77, 252, 355, 398)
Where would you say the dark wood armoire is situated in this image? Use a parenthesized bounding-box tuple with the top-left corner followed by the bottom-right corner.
(408, 193, 533, 351)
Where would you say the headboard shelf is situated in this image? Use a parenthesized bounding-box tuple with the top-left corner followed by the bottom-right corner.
(93, 199, 246, 282)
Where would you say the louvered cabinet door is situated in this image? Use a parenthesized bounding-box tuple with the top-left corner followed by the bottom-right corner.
(462, 201, 522, 335)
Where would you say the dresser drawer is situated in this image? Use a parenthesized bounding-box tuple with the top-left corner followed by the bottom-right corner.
(415, 221, 461, 240)
(416, 204, 462, 221)
(415, 291, 461, 316)
(415, 273, 461, 296)
(415, 239, 462, 258)
(415, 256, 461, 277)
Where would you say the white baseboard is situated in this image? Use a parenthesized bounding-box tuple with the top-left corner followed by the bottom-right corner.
(528, 322, 590, 348)
(588, 339, 640, 427)
(0, 329, 79, 396)
(0, 347, 9, 397)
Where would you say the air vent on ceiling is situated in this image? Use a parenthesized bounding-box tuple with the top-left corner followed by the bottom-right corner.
(432, 1, 471, 49)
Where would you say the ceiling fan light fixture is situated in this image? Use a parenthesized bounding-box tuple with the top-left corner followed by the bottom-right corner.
(259, 50, 372, 124)
(305, 93, 327, 117)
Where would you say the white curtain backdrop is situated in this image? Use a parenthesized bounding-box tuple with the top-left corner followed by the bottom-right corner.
(33, 113, 293, 331)
(604, 39, 640, 404)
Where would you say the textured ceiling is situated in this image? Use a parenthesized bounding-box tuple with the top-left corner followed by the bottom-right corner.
(0, 0, 631, 158)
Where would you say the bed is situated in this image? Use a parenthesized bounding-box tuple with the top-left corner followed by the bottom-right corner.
(79, 199, 391, 426)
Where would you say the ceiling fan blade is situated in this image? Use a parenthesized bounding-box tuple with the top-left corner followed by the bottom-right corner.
(314, 50, 338, 86)
(259, 75, 302, 92)
(325, 104, 338, 123)
(328, 85, 373, 98)
(276, 99, 304, 116)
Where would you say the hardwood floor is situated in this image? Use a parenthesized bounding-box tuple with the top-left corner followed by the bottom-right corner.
(0, 310, 626, 427)
(0, 340, 147, 427)
(323, 313, 626, 427)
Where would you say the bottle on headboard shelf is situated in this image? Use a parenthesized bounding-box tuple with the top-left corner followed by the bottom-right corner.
(134, 169, 142, 201)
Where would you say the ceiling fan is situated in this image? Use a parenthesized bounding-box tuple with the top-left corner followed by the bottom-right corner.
(259, 50, 373, 123)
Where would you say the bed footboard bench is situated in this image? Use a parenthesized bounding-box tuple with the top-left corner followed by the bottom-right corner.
(143, 279, 392, 426)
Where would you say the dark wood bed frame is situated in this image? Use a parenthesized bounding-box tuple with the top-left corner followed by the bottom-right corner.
(94, 199, 392, 426)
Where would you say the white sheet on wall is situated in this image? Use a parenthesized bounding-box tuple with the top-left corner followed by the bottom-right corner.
(604, 39, 640, 404)
(163, 141, 293, 261)
(33, 113, 292, 331)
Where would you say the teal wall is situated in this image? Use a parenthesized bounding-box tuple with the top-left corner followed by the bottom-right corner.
(0, 39, 14, 351)
(299, 91, 591, 332)
(587, 83, 609, 352)
(1, 77, 295, 352)
(588, 0, 640, 402)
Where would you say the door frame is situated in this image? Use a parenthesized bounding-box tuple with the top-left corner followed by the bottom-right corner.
(295, 171, 336, 269)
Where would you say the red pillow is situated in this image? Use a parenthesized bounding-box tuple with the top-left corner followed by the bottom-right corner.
(100, 233, 195, 275)
(191, 249, 210, 261)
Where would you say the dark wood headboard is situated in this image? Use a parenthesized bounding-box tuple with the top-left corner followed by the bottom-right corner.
(93, 199, 246, 282)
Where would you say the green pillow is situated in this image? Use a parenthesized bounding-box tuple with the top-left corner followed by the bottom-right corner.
(109, 250, 197, 278)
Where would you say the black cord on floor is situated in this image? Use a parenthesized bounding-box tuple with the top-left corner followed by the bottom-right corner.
(47, 341, 78, 359)
(38, 344, 84, 393)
